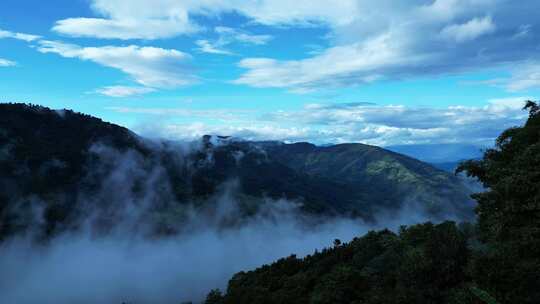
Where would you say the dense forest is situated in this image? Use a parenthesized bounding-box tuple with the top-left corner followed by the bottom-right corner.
(0, 103, 473, 241)
(204, 101, 540, 304)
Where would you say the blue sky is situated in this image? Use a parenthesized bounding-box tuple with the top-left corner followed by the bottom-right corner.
(1, 0, 539, 146)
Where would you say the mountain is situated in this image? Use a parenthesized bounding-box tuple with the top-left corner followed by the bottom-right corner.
(263, 142, 474, 218)
(386, 143, 484, 164)
(205, 101, 540, 304)
(386, 143, 484, 172)
(0, 103, 474, 240)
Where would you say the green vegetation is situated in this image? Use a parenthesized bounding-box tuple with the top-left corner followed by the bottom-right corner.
(457, 100, 540, 303)
(205, 221, 472, 304)
(0, 103, 473, 240)
(266, 141, 474, 220)
(206, 101, 540, 304)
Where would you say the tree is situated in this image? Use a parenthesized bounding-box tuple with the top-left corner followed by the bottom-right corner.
(457, 100, 540, 304)
(205, 289, 224, 304)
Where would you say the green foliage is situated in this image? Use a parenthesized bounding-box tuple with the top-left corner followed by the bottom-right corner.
(206, 222, 471, 304)
(457, 101, 540, 303)
(469, 286, 500, 304)
(205, 289, 224, 304)
(266, 142, 475, 220)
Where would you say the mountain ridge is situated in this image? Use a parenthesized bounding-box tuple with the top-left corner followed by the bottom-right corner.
(0, 103, 474, 240)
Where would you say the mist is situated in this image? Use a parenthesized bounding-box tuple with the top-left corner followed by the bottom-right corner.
(0, 138, 462, 304)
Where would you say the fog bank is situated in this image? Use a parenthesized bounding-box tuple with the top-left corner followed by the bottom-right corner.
(0, 140, 464, 303)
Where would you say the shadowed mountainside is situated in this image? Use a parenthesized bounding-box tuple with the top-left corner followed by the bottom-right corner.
(0, 103, 474, 240)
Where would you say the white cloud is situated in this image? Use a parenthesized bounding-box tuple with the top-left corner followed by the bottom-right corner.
(0, 58, 16, 67)
(505, 63, 540, 92)
(440, 16, 496, 43)
(263, 99, 527, 130)
(154, 122, 319, 143)
(231, 0, 360, 27)
(96, 86, 156, 97)
(109, 98, 531, 146)
(469, 63, 540, 92)
(195, 40, 234, 55)
(27, 0, 540, 93)
(231, 1, 540, 92)
(52, 0, 359, 40)
(37, 40, 196, 88)
(51, 0, 202, 40)
(214, 26, 272, 45)
(52, 16, 198, 40)
(234, 32, 428, 91)
(0, 28, 41, 42)
(196, 27, 272, 55)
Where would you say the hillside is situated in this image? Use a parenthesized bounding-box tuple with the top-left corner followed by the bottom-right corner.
(205, 101, 540, 304)
(0, 103, 474, 240)
(263, 142, 474, 219)
(205, 221, 474, 304)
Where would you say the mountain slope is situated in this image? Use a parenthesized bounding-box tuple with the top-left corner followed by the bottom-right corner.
(0, 103, 474, 240)
(263, 142, 474, 219)
(204, 221, 473, 304)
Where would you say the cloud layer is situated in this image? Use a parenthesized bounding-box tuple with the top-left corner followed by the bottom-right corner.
(233, 1, 540, 91)
(109, 97, 530, 146)
(37, 41, 196, 89)
(48, 0, 540, 92)
(51, 0, 360, 40)
(0, 140, 455, 304)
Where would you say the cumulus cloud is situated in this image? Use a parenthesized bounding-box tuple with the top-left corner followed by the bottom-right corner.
(36, 40, 196, 88)
(113, 98, 531, 146)
(52, 0, 359, 40)
(232, 1, 540, 92)
(51, 0, 200, 40)
(0, 58, 16, 67)
(257, 98, 529, 145)
(0, 28, 40, 42)
(95, 86, 156, 97)
(160, 123, 317, 142)
(234, 32, 421, 91)
(46, 0, 540, 91)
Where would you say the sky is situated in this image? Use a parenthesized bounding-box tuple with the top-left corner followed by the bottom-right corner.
(1, 0, 539, 146)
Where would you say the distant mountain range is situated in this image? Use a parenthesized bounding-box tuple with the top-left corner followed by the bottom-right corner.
(387, 143, 485, 172)
(0, 103, 475, 240)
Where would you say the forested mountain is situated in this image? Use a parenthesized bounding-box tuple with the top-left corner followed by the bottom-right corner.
(0, 103, 474, 241)
(264, 141, 473, 218)
(206, 101, 540, 304)
(205, 221, 474, 304)
(2, 102, 537, 303)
